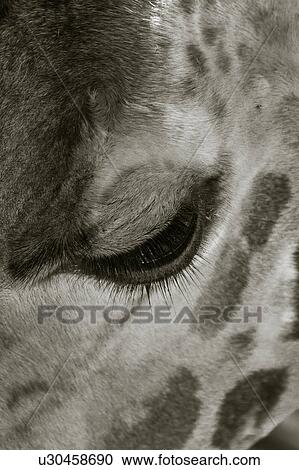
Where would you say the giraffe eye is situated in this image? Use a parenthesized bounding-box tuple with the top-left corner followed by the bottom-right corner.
(92, 203, 202, 287)
(77, 175, 222, 291)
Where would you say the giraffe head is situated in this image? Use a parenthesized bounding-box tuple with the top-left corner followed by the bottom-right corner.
(1, 0, 299, 450)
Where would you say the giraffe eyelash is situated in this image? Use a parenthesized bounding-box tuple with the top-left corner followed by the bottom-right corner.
(99, 256, 203, 307)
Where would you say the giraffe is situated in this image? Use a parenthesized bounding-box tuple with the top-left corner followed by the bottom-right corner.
(0, 0, 299, 449)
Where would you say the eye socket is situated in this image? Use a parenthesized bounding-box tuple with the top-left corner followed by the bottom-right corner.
(77, 175, 222, 290)
(91, 203, 201, 286)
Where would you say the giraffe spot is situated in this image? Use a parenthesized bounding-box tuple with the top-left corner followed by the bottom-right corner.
(228, 329, 256, 362)
(187, 44, 207, 76)
(181, 77, 199, 98)
(180, 0, 195, 15)
(196, 247, 250, 336)
(0, 330, 15, 351)
(212, 368, 288, 449)
(285, 245, 299, 340)
(278, 95, 299, 153)
(209, 91, 226, 119)
(203, 0, 217, 10)
(104, 368, 201, 449)
(242, 173, 291, 251)
(237, 43, 254, 64)
(201, 26, 220, 47)
(248, 6, 274, 35)
(216, 41, 231, 74)
(7, 380, 49, 410)
(221, 249, 251, 308)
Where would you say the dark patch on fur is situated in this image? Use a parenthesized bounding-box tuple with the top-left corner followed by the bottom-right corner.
(212, 368, 288, 449)
(180, 0, 195, 15)
(216, 41, 231, 74)
(248, 5, 274, 35)
(285, 245, 299, 340)
(203, 0, 216, 11)
(218, 249, 250, 308)
(237, 43, 253, 64)
(0, 330, 15, 351)
(0, 0, 9, 17)
(277, 94, 299, 153)
(104, 367, 201, 449)
(181, 77, 199, 98)
(209, 91, 226, 120)
(196, 247, 251, 335)
(242, 173, 291, 251)
(187, 44, 207, 76)
(202, 26, 220, 47)
(228, 329, 256, 361)
(7, 380, 49, 410)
